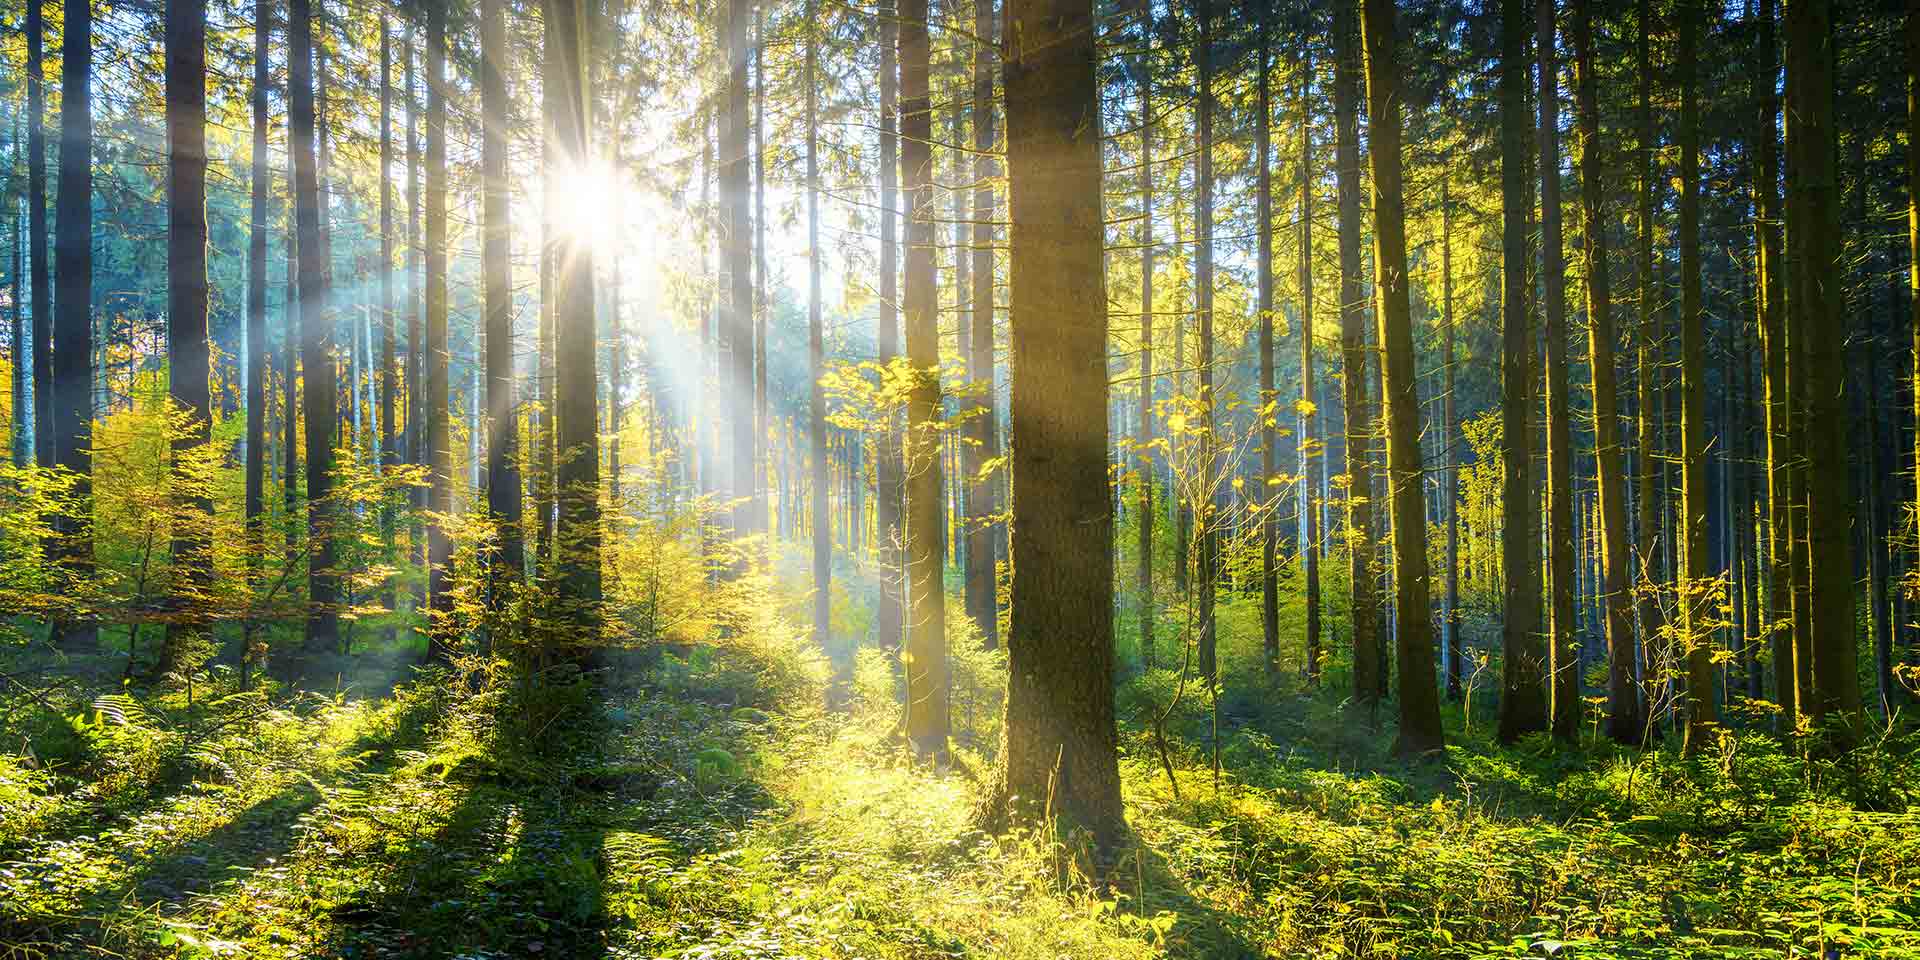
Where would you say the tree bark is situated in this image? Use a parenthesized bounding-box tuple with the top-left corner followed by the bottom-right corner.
(162, 0, 212, 675)
(1194, 0, 1220, 683)
(425, 0, 453, 659)
(901, 0, 949, 757)
(481, 0, 522, 588)
(979, 0, 1124, 846)
(1299, 43, 1322, 685)
(245, 0, 271, 675)
(1136, 0, 1156, 670)
(1359, 0, 1443, 755)
(806, 0, 831, 657)
(1256, 8, 1278, 673)
(1333, 0, 1376, 704)
(1676, 0, 1718, 754)
(27, 0, 48, 473)
(1573, 0, 1639, 743)
(1496, 0, 1544, 742)
(725, 0, 754, 546)
(964, 0, 1001, 648)
(1538, 0, 1577, 741)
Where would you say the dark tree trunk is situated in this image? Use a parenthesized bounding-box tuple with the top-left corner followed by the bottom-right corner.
(1538, 0, 1577, 741)
(1135, 0, 1156, 670)
(1255, 8, 1278, 673)
(379, 14, 399, 638)
(964, 0, 1001, 649)
(1194, 0, 1219, 684)
(1442, 173, 1459, 700)
(1334, 0, 1377, 706)
(1496, 0, 1544, 743)
(978, 0, 1124, 847)
(27, 0, 49, 473)
(1676, 0, 1717, 754)
(549, 0, 602, 638)
(876, 0, 904, 654)
(1299, 42, 1321, 685)
(1359, 0, 1442, 755)
(425, 0, 453, 658)
(162, 0, 213, 675)
(481, 0, 522, 589)
(245, 0, 272, 680)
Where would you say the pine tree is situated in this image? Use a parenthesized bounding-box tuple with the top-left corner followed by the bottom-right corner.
(162, 0, 212, 675)
(1333, 0, 1376, 704)
(1538, 0, 1578, 741)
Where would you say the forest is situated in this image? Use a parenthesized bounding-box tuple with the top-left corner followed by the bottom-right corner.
(0, 0, 1915, 952)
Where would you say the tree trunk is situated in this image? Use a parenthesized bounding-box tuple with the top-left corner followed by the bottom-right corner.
(876, 0, 904, 654)
(27, 0, 49, 473)
(1136, 0, 1156, 670)
(978, 0, 1124, 846)
(290, 0, 338, 662)
(1496, 0, 1544, 743)
(1573, 0, 1638, 743)
(1753, 0, 1794, 730)
(1538, 0, 1577, 741)
(754, 0, 769, 537)
(725, 0, 754, 546)
(1442, 172, 1459, 700)
(1256, 8, 1278, 673)
(806, 1, 831, 657)
(1785, 0, 1859, 733)
(1333, 0, 1376, 705)
(1675, 0, 1718, 754)
(481, 0, 522, 589)
(1359, 0, 1442, 755)
(424, 0, 454, 659)
(1194, 0, 1219, 683)
(245, 0, 271, 678)
(964, 0, 1001, 648)
(901, 0, 949, 758)
(162, 0, 212, 676)
(1299, 42, 1321, 685)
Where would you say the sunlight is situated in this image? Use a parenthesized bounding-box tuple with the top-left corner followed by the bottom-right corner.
(544, 157, 625, 253)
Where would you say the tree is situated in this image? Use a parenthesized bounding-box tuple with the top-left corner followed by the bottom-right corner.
(1358, 0, 1441, 756)
(1135, 0, 1156, 670)
(244, 0, 271, 681)
(979, 0, 1124, 846)
(1676, 0, 1717, 754)
(1572, 0, 1638, 743)
(806, 0, 829, 654)
(162, 0, 213, 676)
(1496, 0, 1544, 743)
(1538, 0, 1577, 741)
(1332, 0, 1377, 704)
(50, 0, 95, 649)
(901, 0, 949, 758)
(1633, 0, 1668, 728)
(27, 0, 48, 472)
(963, 0, 1001, 648)
(875, 0, 904, 655)
(288, 0, 338, 663)
(1255, 6, 1279, 672)
(1785, 0, 1859, 733)
(549, 0, 602, 634)
(725, 0, 753, 545)
(1755, 0, 1792, 729)
(424, 0, 453, 657)
(1298, 42, 1322, 685)
(481, 0, 522, 586)
(1194, 0, 1220, 683)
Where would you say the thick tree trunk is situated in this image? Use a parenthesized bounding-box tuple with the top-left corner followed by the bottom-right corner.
(1573, 0, 1639, 743)
(1785, 0, 1860, 733)
(1754, 0, 1794, 729)
(1632, 0, 1668, 735)
(876, 0, 904, 654)
(901, 0, 949, 757)
(1676, 0, 1718, 754)
(245, 0, 271, 678)
(481, 0, 522, 588)
(1359, 0, 1442, 755)
(162, 0, 212, 676)
(425, 0, 453, 659)
(549, 0, 603, 637)
(51, 0, 94, 649)
(979, 0, 1123, 846)
(964, 0, 1000, 648)
(1496, 0, 1544, 742)
(290, 0, 338, 662)
(1333, 0, 1376, 704)
(1538, 0, 1577, 741)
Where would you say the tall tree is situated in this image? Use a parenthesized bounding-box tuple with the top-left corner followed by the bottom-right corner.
(979, 0, 1124, 846)
(379, 14, 400, 635)
(1755, 0, 1792, 727)
(1572, 0, 1638, 743)
(1496, 0, 1544, 742)
(1194, 0, 1220, 683)
(1359, 0, 1442, 755)
(901, 0, 950, 757)
(481, 0, 522, 586)
(50, 0, 94, 648)
(289, 0, 337, 661)
(26, 0, 48, 471)
(549, 0, 602, 633)
(1441, 172, 1459, 700)
(963, 0, 1000, 648)
(424, 0, 452, 657)
(162, 0, 213, 675)
(1538, 0, 1577, 741)
(1785, 0, 1858, 732)
(245, 0, 271, 672)
(1135, 0, 1156, 670)
(1633, 0, 1668, 727)
(1255, 7, 1279, 672)
(1298, 44, 1322, 684)
(876, 0, 904, 654)
(1676, 0, 1717, 753)
(1333, 0, 1377, 704)
(806, 0, 829, 653)
(725, 0, 754, 544)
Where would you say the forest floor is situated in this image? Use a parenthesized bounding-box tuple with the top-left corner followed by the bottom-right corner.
(3, 623, 1919, 959)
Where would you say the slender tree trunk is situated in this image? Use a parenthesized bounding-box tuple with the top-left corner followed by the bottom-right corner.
(424, 0, 453, 658)
(1676, 0, 1718, 754)
(806, 3, 831, 656)
(481, 0, 522, 590)
(162, 0, 212, 676)
(901, 0, 949, 758)
(1538, 0, 1577, 741)
(1785, 0, 1859, 734)
(754, 0, 768, 537)
(1574, 0, 1638, 743)
(1442, 172, 1459, 700)
(1256, 8, 1278, 673)
(876, 0, 904, 654)
(1496, 0, 1544, 742)
(724, 0, 753, 547)
(1136, 0, 1156, 670)
(51, 0, 95, 649)
(245, 0, 271, 679)
(379, 15, 399, 638)
(27, 0, 48, 473)
(1194, 0, 1219, 685)
(978, 0, 1123, 846)
(1359, 0, 1441, 755)
(1333, 0, 1375, 704)
(1299, 43, 1321, 685)
(964, 0, 1000, 648)
(292, 0, 338, 661)
(1754, 0, 1794, 729)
